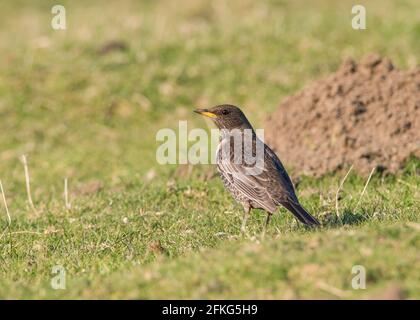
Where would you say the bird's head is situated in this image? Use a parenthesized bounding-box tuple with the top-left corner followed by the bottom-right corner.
(194, 104, 252, 130)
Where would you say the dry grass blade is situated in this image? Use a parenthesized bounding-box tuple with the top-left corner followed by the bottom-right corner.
(397, 179, 418, 190)
(0, 230, 44, 241)
(317, 281, 348, 298)
(8, 230, 44, 236)
(0, 179, 11, 225)
(335, 165, 353, 224)
(64, 178, 71, 209)
(20, 154, 38, 216)
(356, 166, 376, 210)
(0, 226, 9, 242)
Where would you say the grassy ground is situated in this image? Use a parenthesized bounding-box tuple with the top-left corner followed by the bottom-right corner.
(0, 0, 419, 299)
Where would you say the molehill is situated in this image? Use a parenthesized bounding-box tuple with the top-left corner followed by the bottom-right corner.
(265, 54, 420, 177)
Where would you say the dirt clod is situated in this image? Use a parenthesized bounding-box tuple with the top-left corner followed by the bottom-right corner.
(368, 284, 406, 300)
(73, 180, 103, 196)
(265, 54, 420, 177)
(97, 40, 128, 55)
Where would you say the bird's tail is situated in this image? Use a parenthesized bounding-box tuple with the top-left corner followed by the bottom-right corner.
(282, 201, 320, 227)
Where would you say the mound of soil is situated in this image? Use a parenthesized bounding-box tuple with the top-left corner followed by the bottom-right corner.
(265, 54, 420, 177)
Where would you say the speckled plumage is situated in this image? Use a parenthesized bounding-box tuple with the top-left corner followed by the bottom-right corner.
(195, 104, 320, 230)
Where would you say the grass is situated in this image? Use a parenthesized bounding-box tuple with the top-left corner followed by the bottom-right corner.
(0, 0, 419, 299)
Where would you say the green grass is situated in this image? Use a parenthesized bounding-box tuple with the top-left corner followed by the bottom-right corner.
(0, 0, 419, 299)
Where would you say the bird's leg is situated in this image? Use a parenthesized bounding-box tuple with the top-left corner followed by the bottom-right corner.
(240, 203, 251, 234)
(261, 213, 272, 240)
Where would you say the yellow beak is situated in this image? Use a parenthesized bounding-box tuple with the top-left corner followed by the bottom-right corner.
(194, 109, 218, 119)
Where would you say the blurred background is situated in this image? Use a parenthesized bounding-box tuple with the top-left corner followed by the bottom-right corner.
(0, 0, 418, 299)
(1, 0, 418, 184)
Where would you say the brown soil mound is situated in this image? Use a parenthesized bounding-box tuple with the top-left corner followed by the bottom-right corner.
(265, 54, 420, 177)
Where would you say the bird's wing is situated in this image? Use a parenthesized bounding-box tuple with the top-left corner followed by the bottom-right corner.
(216, 139, 277, 213)
(217, 136, 320, 226)
(263, 144, 299, 203)
(263, 145, 320, 226)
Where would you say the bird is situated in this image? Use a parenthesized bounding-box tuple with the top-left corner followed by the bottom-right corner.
(194, 104, 320, 237)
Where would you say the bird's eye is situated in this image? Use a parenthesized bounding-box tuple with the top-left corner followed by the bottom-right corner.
(221, 109, 229, 115)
